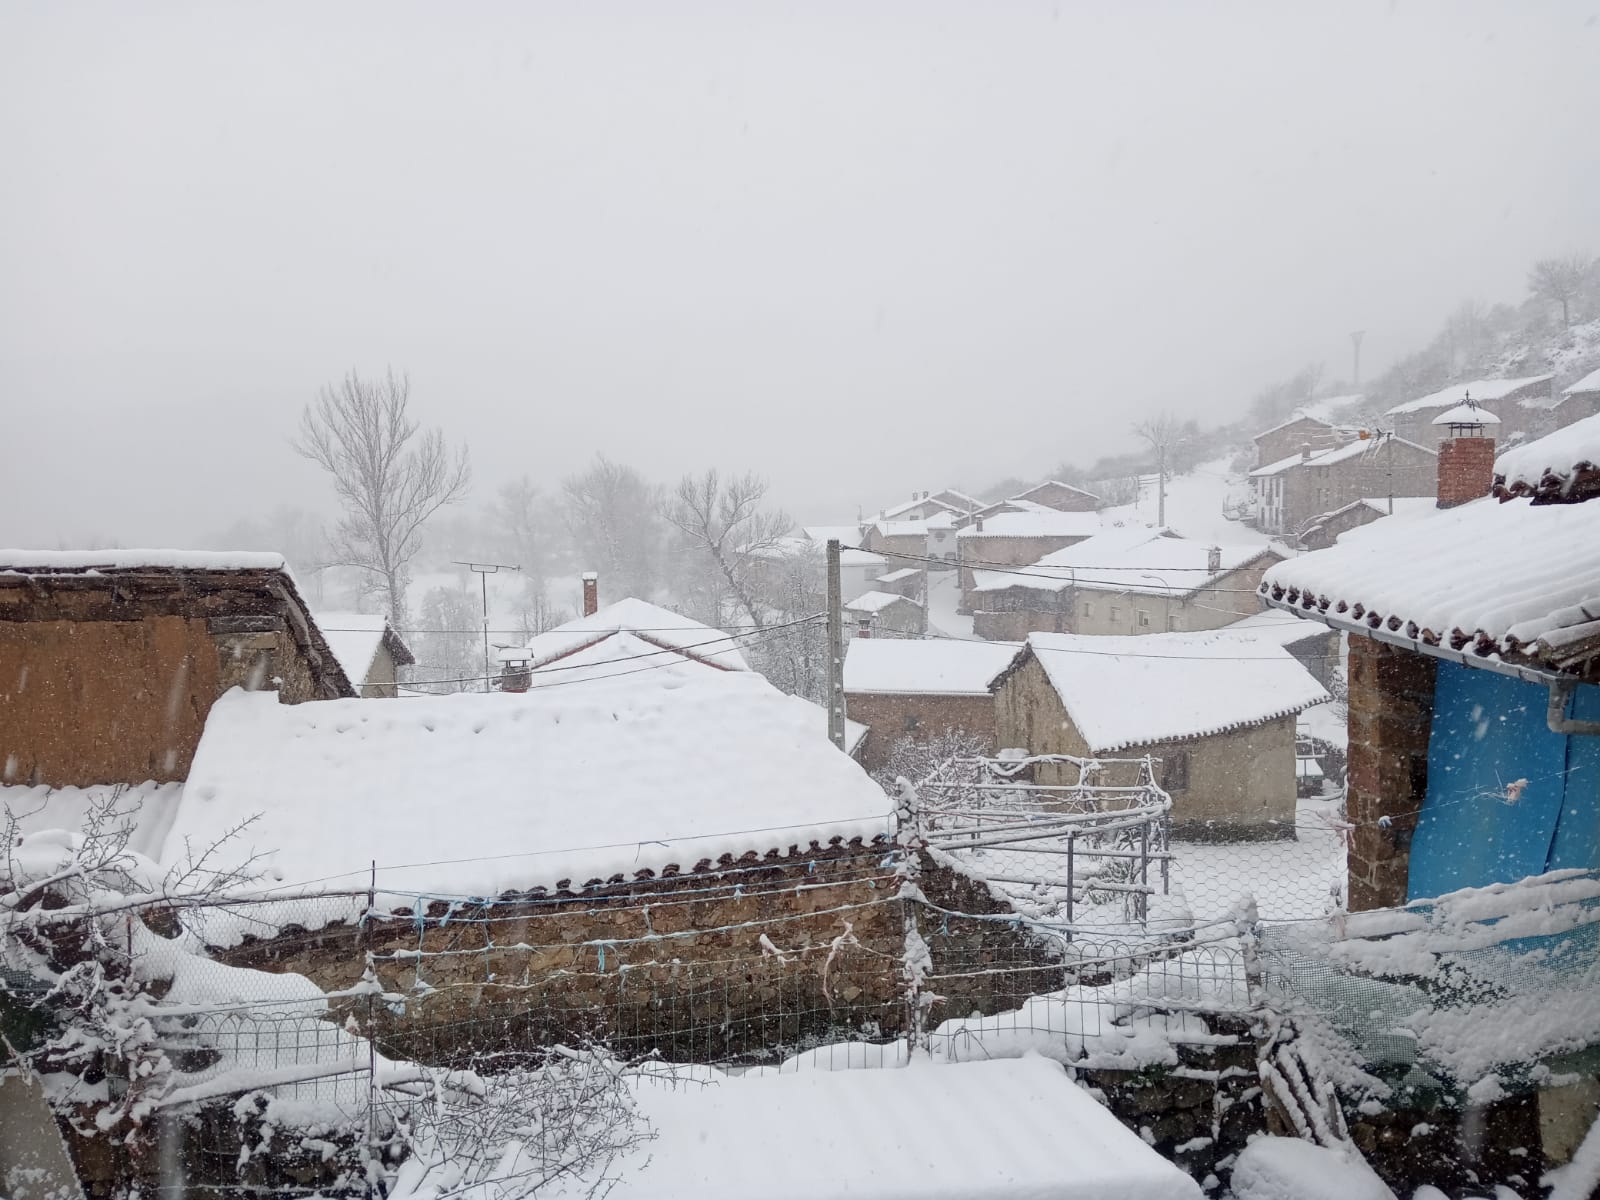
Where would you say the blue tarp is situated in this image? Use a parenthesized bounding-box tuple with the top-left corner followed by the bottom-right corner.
(1408, 662, 1600, 900)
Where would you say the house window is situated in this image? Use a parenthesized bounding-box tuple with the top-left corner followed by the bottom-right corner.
(1161, 750, 1190, 793)
(1137, 609, 1151, 628)
(1082, 602, 1095, 619)
(1167, 614, 1180, 631)
(1109, 606, 1121, 621)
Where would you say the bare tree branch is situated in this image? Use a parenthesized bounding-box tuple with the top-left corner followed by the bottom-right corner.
(663, 469, 791, 630)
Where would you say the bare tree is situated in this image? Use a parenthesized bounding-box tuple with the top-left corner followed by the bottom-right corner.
(1132, 411, 1185, 526)
(1528, 253, 1593, 328)
(561, 455, 663, 601)
(294, 369, 471, 625)
(664, 470, 792, 629)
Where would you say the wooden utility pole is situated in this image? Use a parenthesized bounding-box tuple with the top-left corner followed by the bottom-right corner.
(826, 539, 845, 751)
(1156, 447, 1167, 528)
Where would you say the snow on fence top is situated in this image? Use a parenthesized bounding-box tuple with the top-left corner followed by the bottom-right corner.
(1495, 410, 1600, 501)
(843, 637, 1020, 696)
(562, 1055, 1202, 1200)
(973, 530, 1270, 598)
(1019, 632, 1330, 753)
(523, 596, 749, 673)
(1260, 493, 1600, 669)
(955, 510, 1103, 539)
(1384, 374, 1553, 416)
(171, 675, 890, 896)
(0, 549, 289, 574)
(312, 612, 414, 685)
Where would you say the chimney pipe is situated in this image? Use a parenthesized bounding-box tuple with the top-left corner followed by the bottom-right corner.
(855, 613, 873, 638)
(581, 572, 599, 616)
(1300, 444, 1312, 462)
(1206, 545, 1222, 574)
(1436, 435, 1497, 509)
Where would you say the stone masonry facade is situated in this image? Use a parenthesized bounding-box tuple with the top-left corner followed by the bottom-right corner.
(1345, 636, 1436, 911)
(843, 692, 999, 772)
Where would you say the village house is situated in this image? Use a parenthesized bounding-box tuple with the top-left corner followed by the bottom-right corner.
(1008, 480, 1102, 512)
(1383, 374, 1553, 448)
(955, 508, 1103, 606)
(873, 566, 924, 599)
(1553, 365, 1600, 429)
(799, 526, 888, 601)
(0, 550, 353, 789)
(843, 637, 1019, 772)
(873, 492, 965, 523)
(1295, 496, 1438, 551)
(1249, 434, 1437, 538)
(845, 590, 925, 638)
(1217, 609, 1339, 689)
(1251, 413, 1354, 469)
(991, 632, 1329, 839)
(1259, 408, 1600, 910)
(311, 611, 414, 697)
(966, 529, 1278, 642)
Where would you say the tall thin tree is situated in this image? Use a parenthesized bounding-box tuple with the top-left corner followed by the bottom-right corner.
(294, 369, 470, 625)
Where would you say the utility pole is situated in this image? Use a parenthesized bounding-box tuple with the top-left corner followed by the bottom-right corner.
(454, 560, 520, 692)
(1156, 447, 1167, 528)
(826, 539, 845, 751)
(1350, 330, 1365, 390)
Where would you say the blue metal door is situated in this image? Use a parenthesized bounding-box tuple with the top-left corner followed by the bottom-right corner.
(1408, 661, 1600, 900)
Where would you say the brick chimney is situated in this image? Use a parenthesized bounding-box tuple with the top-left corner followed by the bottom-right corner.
(581, 572, 599, 616)
(1432, 398, 1499, 509)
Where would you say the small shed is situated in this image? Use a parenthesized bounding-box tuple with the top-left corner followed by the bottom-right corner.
(843, 638, 1019, 772)
(844, 590, 925, 638)
(312, 611, 415, 697)
(992, 632, 1329, 840)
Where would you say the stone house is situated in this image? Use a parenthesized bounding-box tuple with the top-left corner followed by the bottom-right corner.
(1009, 480, 1102, 512)
(873, 492, 965, 524)
(1249, 434, 1437, 538)
(1260, 409, 1600, 910)
(845, 591, 925, 638)
(0, 550, 353, 789)
(1552, 366, 1600, 431)
(843, 638, 1019, 772)
(1251, 414, 1353, 469)
(955, 509, 1103, 607)
(861, 519, 933, 568)
(1383, 375, 1553, 449)
(1295, 496, 1438, 551)
(873, 567, 924, 599)
(312, 611, 414, 697)
(968, 530, 1278, 642)
(991, 632, 1329, 839)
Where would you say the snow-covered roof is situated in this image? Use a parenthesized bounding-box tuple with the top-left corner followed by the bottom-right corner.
(872, 518, 932, 538)
(1563, 366, 1600, 397)
(840, 547, 888, 568)
(972, 530, 1272, 598)
(932, 488, 985, 511)
(877, 495, 961, 521)
(1012, 479, 1102, 505)
(1494, 411, 1600, 501)
(876, 567, 921, 584)
(312, 612, 415, 685)
(1385, 375, 1553, 416)
(1252, 411, 1336, 441)
(956, 510, 1103, 540)
(1249, 435, 1433, 479)
(803, 524, 865, 545)
(844, 638, 1020, 696)
(1260, 493, 1600, 672)
(170, 675, 890, 894)
(1431, 401, 1501, 426)
(523, 597, 748, 673)
(0, 549, 291, 573)
(844, 590, 919, 615)
(559, 1056, 1201, 1200)
(1218, 609, 1335, 648)
(925, 510, 957, 531)
(1014, 632, 1329, 753)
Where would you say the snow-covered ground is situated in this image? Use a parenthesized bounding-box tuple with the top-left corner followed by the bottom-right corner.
(925, 570, 977, 639)
(1169, 792, 1347, 924)
(1101, 456, 1274, 548)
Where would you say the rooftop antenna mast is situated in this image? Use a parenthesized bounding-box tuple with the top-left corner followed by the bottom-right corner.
(453, 560, 521, 692)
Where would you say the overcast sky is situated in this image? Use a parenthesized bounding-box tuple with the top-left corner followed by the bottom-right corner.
(3, 0, 1597, 545)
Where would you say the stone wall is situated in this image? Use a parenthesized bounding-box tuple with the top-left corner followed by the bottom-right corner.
(1345, 637, 1436, 910)
(215, 848, 1047, 1068)
(843, 692, 998, 772)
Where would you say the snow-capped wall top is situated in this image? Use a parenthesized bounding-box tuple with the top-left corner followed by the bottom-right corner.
(1495, 411, 1600, 501)
(1261, 493, 1600, 670)
(524, 597, 749, 673)
(1385, 374, 1552, 416)
(1018, 632, 1329, 753)
(171, 674, 890, 895)
(843, 638, 1019, 696)
(0, 549, 288, 574)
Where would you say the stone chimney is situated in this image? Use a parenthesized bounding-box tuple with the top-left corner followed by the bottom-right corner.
(974, 516, 984, 532)
(1432, 398, 1499, 509)
(1300, 444, 1313, 462)
(1206, 545, 1222, 574)
(855, 613, 873, 638)
(581, 572, 599, 616)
